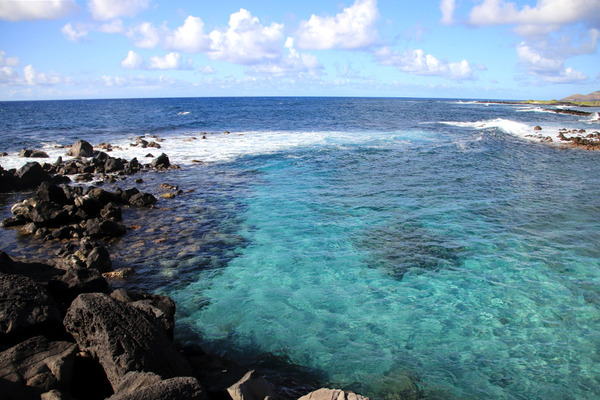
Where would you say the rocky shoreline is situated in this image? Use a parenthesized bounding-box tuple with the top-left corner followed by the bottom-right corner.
(0, 140, 374, 400)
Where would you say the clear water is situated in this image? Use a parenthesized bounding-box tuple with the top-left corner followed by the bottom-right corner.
(1, 98, 600, 399)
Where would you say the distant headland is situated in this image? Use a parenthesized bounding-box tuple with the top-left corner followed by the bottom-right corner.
(524, 90, 600, 107)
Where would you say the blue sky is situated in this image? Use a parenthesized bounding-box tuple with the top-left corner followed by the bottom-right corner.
(0, 0, 598, 100)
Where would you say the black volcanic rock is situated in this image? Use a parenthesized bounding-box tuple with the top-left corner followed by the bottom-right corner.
(63, 293, 191, 391)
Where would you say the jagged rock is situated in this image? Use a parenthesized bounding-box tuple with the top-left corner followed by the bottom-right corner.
(120, 188, 140, 203)
(0, 336, 77, 399)
(298, 389, 370, 400)
(17, 162, 50, 189)
(84, 218, 127, 238)
(87, 188, 118, 205)
(533, 126, 542, 131)
(110, 289, 175, 339)
(63, 293, 191, 390)
(151, 153, 170, 169)
(0, 273, 62, 339)
(105, 157, 125, 173)
(100, 202, 122, 221)
(74, 195, 103, 216)
(107, 377, 206, 400)
(227, 370, 279, 400)
(67, 140, 94, 158)
(128, 192, 157, 208)
(29, 200, 70, 227)
(36, 182, 68, 205)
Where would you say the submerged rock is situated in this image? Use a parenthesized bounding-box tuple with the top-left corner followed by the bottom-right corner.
(298, 389, 370, 400)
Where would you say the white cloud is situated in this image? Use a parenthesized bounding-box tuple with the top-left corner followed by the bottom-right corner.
(208, 9, 284, 65)
(148, 52, 182, 70)
(99, 19, 126, 34)
(516, 41, 588, 83)
(375, 47, 477, 80)
(121, 50, 143, 69)
(164, 16, 211, 53)
(0, 0, 77, 21)
(440, 0, 456, 25)
(0, 52, 20, 84)
(129, 21, 161, 49)
(469, 0, 600, 34)
(88, 0, 150, 21)
(246, 37, 323, 78)
(23, 65, 65, 86)
(296, 0, 380, 50)
(62, 23, 88, 42)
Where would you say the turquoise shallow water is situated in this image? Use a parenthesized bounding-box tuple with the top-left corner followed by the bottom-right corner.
(2, 98, 600, 399)
(172, 126, 600, 399)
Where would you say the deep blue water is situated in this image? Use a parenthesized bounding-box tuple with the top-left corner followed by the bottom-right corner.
(1, 97, 600, 399)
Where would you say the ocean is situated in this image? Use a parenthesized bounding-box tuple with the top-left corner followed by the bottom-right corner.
(1, 97, 600, 399)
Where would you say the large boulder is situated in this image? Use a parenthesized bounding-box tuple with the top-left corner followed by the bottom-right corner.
(0, 273, 62, 340)
(63, 293, 191, 390)
(16, 162, 50, 189)
(0, 336, 77, 399)
(67, 140, 94, 158)
(298, 389, 370, 400)
(128, 192, 157, 208)
(107, 375, 206, 400)
(110, 289, 175, 339)
(227, 370, 279, 400)
(36, 182, 68, 205)
(84, 218, 126, 238)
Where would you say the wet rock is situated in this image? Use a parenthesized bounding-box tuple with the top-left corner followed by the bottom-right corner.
(102, 268, 134, 280)
(0, 273, 62, 340)
(20, 149, 50, 158)
(0, 336, 77, 399)
(36, 182, 68, 205)
(227, 370, 279, 400)
(298, 389, 370, 400)
(74, 195, 103, 216)
(107, 376, 206, 400)
(29, 200, 70, 227)
(67, 140, 94, 158)
(128, 192, 157, 208)
(17, 162, 50, 189)
(100, 202, 122, 221)
(84, 218, 127, 238)
(151, 153, 170, 169)
(105, 157, 125, 173)
(87, 188, 118, 205)
(120, 188, 140, 203)
(41, 389, 77, 400)
(63, 293, 191, 391)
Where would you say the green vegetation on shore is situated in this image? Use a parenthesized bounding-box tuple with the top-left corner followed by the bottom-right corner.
(524, 99, 600, 107)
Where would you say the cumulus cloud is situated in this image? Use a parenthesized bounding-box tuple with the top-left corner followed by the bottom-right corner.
(62, 23, 88, 42)
(0, 0, 77, 21)
(164, 16, 211, 53)
(88, 0, 151, 21)
(148, 52, 183, 70)
(24, 65, 65, 86)
(440, 0, 456, 25)
(516, 41, 588, 83)
(121, 50, 143, 69)
(375, 47, 477, 80)
(208, 9, 285, 64)
(296, 0, 380, 50)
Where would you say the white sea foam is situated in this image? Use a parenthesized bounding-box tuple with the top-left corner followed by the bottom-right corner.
(0, 129, 395, 172)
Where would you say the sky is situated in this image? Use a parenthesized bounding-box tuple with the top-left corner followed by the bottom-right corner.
(0, 0, 599, 100)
